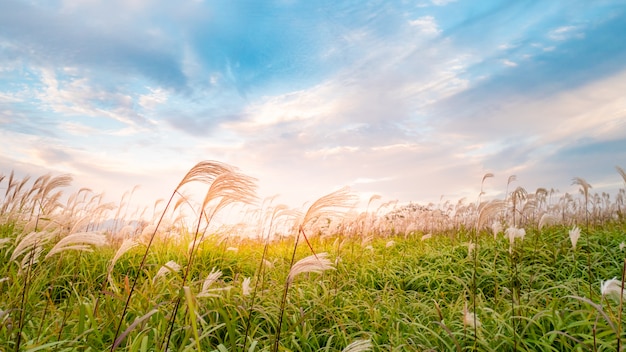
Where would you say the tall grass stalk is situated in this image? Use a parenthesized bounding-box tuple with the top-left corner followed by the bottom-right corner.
(162, 168, 257, 350)
(111, 160, 234, 351)
(573, 177, 593, 299)
(272, 187, 354, 352)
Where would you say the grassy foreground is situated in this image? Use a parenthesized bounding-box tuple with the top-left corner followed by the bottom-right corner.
(1, 163, 625, 351)
(2, 222, 626, 351)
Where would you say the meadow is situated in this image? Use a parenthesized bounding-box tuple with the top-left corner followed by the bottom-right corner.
(1, 161, 625, 351)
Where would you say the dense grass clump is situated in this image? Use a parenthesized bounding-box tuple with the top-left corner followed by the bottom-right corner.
(1, 163, 625, 351)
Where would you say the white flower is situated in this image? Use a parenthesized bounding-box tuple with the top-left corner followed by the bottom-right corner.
(386, 240, 395, 248)
(569, 226, 581, 250)
(620, 242, 625, 251)
(421, 233, 432, 241)
(601, 277, 626, 301)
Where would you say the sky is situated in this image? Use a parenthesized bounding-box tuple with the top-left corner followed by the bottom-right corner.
(1, 0, 626, 213)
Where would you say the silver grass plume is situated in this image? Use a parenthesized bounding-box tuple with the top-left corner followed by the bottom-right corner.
(287, 252, 335, 284)
(476, 200, 505, 230)
(538, 213, 559, 229)
(617, 166, 626, 184)
(601, 277, 626, 301)
(301, 187, 357, 227)
(242, 277, 251, 296)
(342, 339, 373, 352)
(45, 232, 107, 259)
(153, 260, 181, 284)
(107, 239, 139, 292)
(11, 230, 58, 263)
(197, 267, 229, 298)
(569, 226, 581, 250)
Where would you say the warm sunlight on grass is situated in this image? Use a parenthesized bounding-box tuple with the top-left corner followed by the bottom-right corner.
(1, 162, 625, 351)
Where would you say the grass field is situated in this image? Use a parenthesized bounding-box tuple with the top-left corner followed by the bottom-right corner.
(1, 162, 625, 351)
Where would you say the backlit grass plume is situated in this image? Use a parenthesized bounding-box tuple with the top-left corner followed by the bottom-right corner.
(601, 278, 626, 302)
(197, 268, 228, 298)
(342, 338, 373, 352)
(287, 252, 335, 284)
(463, 301, 482, 329)
(152, 260, 181, 284)
(113, 160, 256, 351)
(476, 200, 505, 230)
(10, 230, 56, 266)
(273, 187, 356, 352)
(45, 232, 107, 259)
(107, 239, 139, 293)
(569, 226, 581, 250)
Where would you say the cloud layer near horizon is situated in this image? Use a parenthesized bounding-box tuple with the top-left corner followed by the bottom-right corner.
(1, 0, 625, 210)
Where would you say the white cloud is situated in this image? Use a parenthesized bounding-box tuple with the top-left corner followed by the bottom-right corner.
(409, 16, 441, 36)
(35, 68, 154, 130)
(431, 0, 457, 5)
(548, 25, 585, 41)
(138, 88, 168, 110)
(502, 59, 518, 67)
(305, 146, 360, 159)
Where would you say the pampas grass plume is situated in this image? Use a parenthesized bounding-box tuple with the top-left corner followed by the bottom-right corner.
(287, 252, 335, 284)
(342, 338, 373, 352)
(197, 268, 227, 298)
(601, 277, 626, 301)
(491, 222, 503, 240)
(45, 232, 106, 259)
(569, 225, 581, 250)
(463, 302, 481, 329)
(242, 277, 251, 296)
(152, 260, 181, 284)
(11, 230, 55, 263)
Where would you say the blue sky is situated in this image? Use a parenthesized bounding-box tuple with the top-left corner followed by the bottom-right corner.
(1, 0, 625, 211)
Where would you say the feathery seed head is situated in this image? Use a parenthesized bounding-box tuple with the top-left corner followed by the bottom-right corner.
(153, 260, 181, 284)
(342, 339, 373, 352)
(287, 252, 335, 284)
(463, 302, 482, 329)
(242, 277, 251, 296)
(196, 267, 228, 298)
(491, 222, 503, 239)
(262, 259, 275, 269)
(45, 232, 107, 259)
(505, 227, 525, 243)
(569, 226, 581, 250)
(538, 213, 559, 230)
(600, 277, 625, 301)
(468, 242, 477, 257)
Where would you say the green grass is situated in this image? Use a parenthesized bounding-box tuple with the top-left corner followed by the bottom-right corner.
(1, 220, 626, 351)
(2, 165, 625, 351)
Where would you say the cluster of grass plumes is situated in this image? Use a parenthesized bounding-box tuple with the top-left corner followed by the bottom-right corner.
(1, 163, 626, 351)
